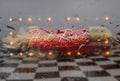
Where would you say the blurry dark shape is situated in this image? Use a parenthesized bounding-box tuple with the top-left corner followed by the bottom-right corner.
(6, 25, 16, 31)
(17, 43, 30, 53)
(109, 22, 112, 24)
(12, 19, 15, 21)
(117, 32, 120, 35)
(0, 48, 8, 53)
(83, 29, 87, 32)
(112, 41, 118, 46)
(56, 30, 64, 34)
(116, 25, 119, 26)
(72, 25, 75, 28)
(39, 28, 50, 34)
(61, 77, 88, 81)
(0, 17, 2, 19)
(115, 25, 120, 28)
(100, 25, 104, 27)
(44, 30, 50, 33)
(0, 28, 1, 32)
(0, 40, 2, 46)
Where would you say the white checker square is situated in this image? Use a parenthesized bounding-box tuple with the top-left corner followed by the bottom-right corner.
(4, 60, 22, 64)
(7, 73, 35, 80)
(106, 69, 120, 76)
(0, 67, 15, 73)
(39, 60, 57, 64)
(59, 71, 86, 77)
(75, 58, 93, 62)
(34, 78, 61, 81)
(58, 62, 78, 66)
(95, 61, 117, 65)
(79, 65, 103, 71)
(17, 64, 38, 68)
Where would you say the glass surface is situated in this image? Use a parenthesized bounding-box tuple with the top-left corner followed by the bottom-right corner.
(0, 0, 120, 81)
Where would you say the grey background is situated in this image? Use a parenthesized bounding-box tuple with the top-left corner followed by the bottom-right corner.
(0, 0, 120, 39)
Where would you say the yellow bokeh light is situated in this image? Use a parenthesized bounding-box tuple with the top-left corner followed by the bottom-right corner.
(77, 52, 81, 55)
(28, 17, 32, 22)
(105, 16, 109, 21)
(76, 17, 80, 21)
(9, 18, 13, 22)
(19, 52, 23, 56)
(9, 32, 13, 36)
(66, 17, 71, 21)
(18, 18, 22, 21)
(105, 51, 110, 56)
(29, 52, 33, 57)
(48, 51, 53, 56)
(67, 51, 71, 56)
(47, 17, 52, 22)
(105, 40, 109, 44)
(10, 53, 14, 56)
(10, 41, 14, 45)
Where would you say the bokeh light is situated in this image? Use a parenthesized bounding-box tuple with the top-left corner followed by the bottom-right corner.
(9, 32, 13, 36)
(28, 17, 32, 22)
(66, 17, 71, 22)
(47, 17, 52, 22)
(67, 51, 71, 56)
(18, 18, 22, 22)
(10, 53, 14, 56)
(10, 41, 14, 45)
(9, 18, 13, 22)
(105, 16, 109, 21)
(76, 17, 80, 21)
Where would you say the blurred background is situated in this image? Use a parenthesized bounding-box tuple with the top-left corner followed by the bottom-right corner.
(0, 0, 120, 39)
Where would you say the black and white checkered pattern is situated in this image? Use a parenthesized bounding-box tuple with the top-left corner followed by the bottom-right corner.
(0, 46, 120, 81)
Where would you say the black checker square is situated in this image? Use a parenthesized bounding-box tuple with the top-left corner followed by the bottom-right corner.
(57, 58, 74, 62)
(114, 75, 120, 81)
(91, 58, 109, 61)
(84, 70, 110, 77)
(14, 68, 36, 73)
(58, 66, 80, 71)
(77, 62, 97, 66)
(0, 63, 19, 67)
(101, 64, 120, 70)
(22, 60, 39, 64)
(61, 77, 88, 81)
(35, 72, 60, 78)
(0, 72, 11, 79)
